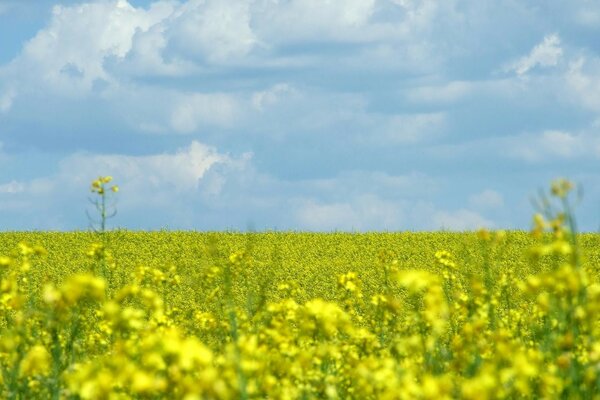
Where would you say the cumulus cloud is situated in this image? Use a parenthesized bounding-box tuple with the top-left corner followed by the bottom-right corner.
(469, 189, 504, 209)
(566, 57, 600, 113)
(0, 141, 234, 223)
(295, 194, 403, 231)
(507, 130, 596, 162)
(377, 112, 446, 144)
(196, 166, 443, 230)
(253, 0, 376, 43)
(166, 0, 257, 63)
(573, 4, 600, 27)
(169, 92, 238, 133)
(0, 0, 481, 141)
(432, 209, 493, 231)
(294, 195, 496, 231)
(251, 83, 296, 111)
(9, 0, 174, 95)
(0, 180, 25, 194)
(0, 140, 268, 229)
(507, 34, 563, 76)
(407, 81, 473, 104)
(428, 128, 600, 164)
(0, 88, 14, 113)
(119, 19, 197, 77)
(60, 140, 230, 194)
(405, 79, 520, 106)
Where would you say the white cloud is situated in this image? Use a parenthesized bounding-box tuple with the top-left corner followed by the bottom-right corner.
(566, 57, 600, 113)
(295, 194, 403, 231)
(254, 0, 377, 43)
(121, 20, 197, 76)
(406, 78, 523, 105)
(507, 34, 563, 76)
(10, 0, 174, 94)
(428, 129, 600, 163)
(169, 92, 238, 133)
(252, 83, 296, 111)
(0, 141, 256, 229)
(0, 88, 15, 113)
(407, 81, 473, 104)
(537, 130, 585, 158)
(348, 112, 446, 146)
(0, 180, 25, 194)
(508, 130, 591, 162)
(60, 141, 229, 194)
(167, 0, 257, 63)
(294, 189, 496, 231)
(380, 112, 445, 144)
(197, 167, 441, 230)
(433, 209, 493, 230)
(469, 189, 504, 209)
(283, 171, 438, 203)
(573, 4, 600, 27)
(2, 0, 428, 85)
(0, 0, 463, 136)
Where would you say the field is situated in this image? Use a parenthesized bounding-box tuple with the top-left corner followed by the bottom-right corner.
(0, 181, 600, 398)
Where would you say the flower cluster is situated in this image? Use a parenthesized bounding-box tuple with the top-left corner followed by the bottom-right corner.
(90, 176, 118, 195)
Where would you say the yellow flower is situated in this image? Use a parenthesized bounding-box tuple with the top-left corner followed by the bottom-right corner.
(20, 345, 50, 377)
(550, 178, 573, 198)
(477, 228, 491, 241)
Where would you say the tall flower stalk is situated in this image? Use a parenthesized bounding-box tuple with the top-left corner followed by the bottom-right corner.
(87, 176, 119, 234)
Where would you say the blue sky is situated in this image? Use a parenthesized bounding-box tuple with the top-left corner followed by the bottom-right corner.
(0, 0, 599, 231)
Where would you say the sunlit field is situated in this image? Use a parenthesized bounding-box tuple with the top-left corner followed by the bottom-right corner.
(0, 178, 597, 398)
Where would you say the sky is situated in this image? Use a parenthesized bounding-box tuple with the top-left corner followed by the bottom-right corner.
(0, 0, 599, 231)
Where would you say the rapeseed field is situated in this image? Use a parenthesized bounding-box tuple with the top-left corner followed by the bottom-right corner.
(0, 177, 599, 398)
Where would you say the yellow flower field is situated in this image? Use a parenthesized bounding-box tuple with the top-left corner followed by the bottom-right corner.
(0, 179, 598, 398)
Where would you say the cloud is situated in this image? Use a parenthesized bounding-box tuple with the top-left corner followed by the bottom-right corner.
(407, 81, 474, 104)
(0, 0, 493, 143)
(0, 141, 237, 226)
(166, 0, 257, 63)
(469, 189, 504, 209)
(405, 79, 520, 106)
(0, 88, 14, 113)
(572, 4, 600, 27)
(252, 0, 377, 45)
(60, 140, 230, 194)
(198, 166, 442, 230)
(566, 57, 600, 113)
(377, 112, 446, 144)
(507, 34, 563, 76)
(118, 18, 197, 77)
(252, 83, 296, 111)
(428, 129, 600, 164)
(0, 138, 504, 231)
(8, 0, 174, 95)
(0, 180, 25, 194)
(169, 92, 238, 133)
(11, 141, 222, 200)
(432, 209, 493, 230)
(507, 130, 596, 162)
(295, 194, 403, 231)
